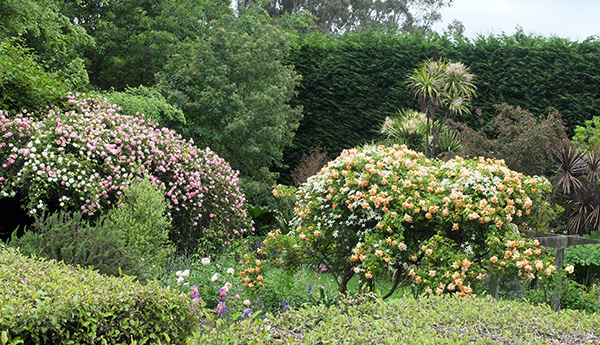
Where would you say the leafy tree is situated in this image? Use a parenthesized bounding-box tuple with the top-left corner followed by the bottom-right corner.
(0, 0, 92, 86)
(407, 59, 476, 158)
(102, 85, 186, 129)
(157, 6, 304, 204)
(552, 140, 600, 234)
(448, 104, 567, 177)
(260, 0, 453, 34)
(59, 0, 231, 89)
(0, 40, 70, 114)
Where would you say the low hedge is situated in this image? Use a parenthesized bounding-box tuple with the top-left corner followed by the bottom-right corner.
(191, 294, 600, 344)
(0, 246, 195, 344)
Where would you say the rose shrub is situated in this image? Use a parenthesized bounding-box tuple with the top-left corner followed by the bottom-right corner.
(273, 144, 555, 296)
(0, 93, 252, 250)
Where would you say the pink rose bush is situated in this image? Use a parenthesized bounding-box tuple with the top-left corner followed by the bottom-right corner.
(277, 144, 554, 296)
(0, 93, 251, 250)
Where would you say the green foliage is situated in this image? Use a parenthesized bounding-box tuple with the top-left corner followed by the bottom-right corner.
(189, 295, 600, 344)
(102, 85, 186, 128)
(283, 31, 435, 184)
(378, 108, 462, 156)
(450, 104, 568, 177)
(263, 0, 452, 34)
(573, 115, 600, 151)
(565, 231, 600, 285)
(525, 276, 600, 314)
(59, 0, 231, 89)
(406, 58, 476, 158)
(0, 247, 196, 344)
(105, 178, 175, 272)
(0, 40, 70, 114)
(0, 0, 93, 77)
(158, 6, 303, 204)
(9, 211, 142, 278)
(284, 31, 600, 181)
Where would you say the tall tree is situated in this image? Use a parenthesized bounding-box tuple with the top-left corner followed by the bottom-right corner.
(0, 0, 93, 85)
(407, 59, 476, 158)
(59, 0, 231, 89)
(157, 6, 304, 204)
(257, 0, 453, 34)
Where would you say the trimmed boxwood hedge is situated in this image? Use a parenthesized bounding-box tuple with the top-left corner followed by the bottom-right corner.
(0, 246, 195, 344)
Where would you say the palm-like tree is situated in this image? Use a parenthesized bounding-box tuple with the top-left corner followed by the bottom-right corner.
(552, 139, 600, 234)
(407, 59, 476, 158)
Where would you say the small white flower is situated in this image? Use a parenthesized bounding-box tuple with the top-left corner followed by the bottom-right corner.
(224, 282, 232, 289)
(175, 270, 183, 277)
(176, 276, 184, 285)
(565, 265, 575, 274)
(182, 269, 190, 277)
(201, 257, 211, 265)
(226, 268, 235, 275)
(211, 273, 219, 282)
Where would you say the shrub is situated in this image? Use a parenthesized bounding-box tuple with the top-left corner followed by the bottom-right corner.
(106, 178, 175, 271)
(449, 104, 567, 177)
(0, 40, 69, 114)
(102, 85, 186, 129)
(189, 295, 600, 344)
(0, 247, 197, 344)
(9, 211, 142, 278)
(0, 93, 252, 251)
(272, 145, 554, 296)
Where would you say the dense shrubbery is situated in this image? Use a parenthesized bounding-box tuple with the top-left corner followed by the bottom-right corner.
(0, 41, 70, 114)
(270, 145, 555, 295)
(447, 104, 567, 177)
(102, 85, 186, 129)
(9, 210, 143, 278)
(0, 246, 196, 344)
(0, 93, 251, 251)
(190, 294, 600, 344)
(283, 31, 600, 179)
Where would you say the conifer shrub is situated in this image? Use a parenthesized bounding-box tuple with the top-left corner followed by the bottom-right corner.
(9, 210, 141, 278)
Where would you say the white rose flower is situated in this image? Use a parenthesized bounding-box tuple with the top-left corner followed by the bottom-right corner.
(565, 265, 575, 274)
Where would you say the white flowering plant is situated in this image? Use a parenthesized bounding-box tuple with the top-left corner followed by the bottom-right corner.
(0, 93, 252, 251)
(274, 144, 555, 296)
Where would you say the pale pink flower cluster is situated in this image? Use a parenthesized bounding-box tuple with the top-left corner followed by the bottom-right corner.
(0, 93, 251, 247)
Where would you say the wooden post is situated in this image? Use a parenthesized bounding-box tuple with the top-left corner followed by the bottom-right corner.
(534, 234, 600, 312)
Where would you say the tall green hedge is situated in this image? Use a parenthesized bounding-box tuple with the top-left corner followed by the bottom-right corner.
(283, 31, 600, 182)
(282, 32, 434, 183)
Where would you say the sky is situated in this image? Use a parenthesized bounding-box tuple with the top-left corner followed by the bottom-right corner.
(431, 0, 600, 42)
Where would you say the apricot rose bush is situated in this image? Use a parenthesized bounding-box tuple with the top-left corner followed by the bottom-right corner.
(282, 144, 554, 296)
(0, 93, 252, 250)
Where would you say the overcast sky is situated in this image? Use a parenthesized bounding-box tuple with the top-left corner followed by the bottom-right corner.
(431, 0, 600, 41)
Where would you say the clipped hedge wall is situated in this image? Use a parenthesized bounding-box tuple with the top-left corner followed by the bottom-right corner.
(0, 247, 195, 344)
(283, 31, 600, 181)
(190, 295, 600, 344)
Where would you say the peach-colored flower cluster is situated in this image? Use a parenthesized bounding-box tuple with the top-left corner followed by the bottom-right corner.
(289, 144, 552, 294)
(485, 234, 555, 280)
(239, 254, 264, 288)
(409, 235, 487, 297)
